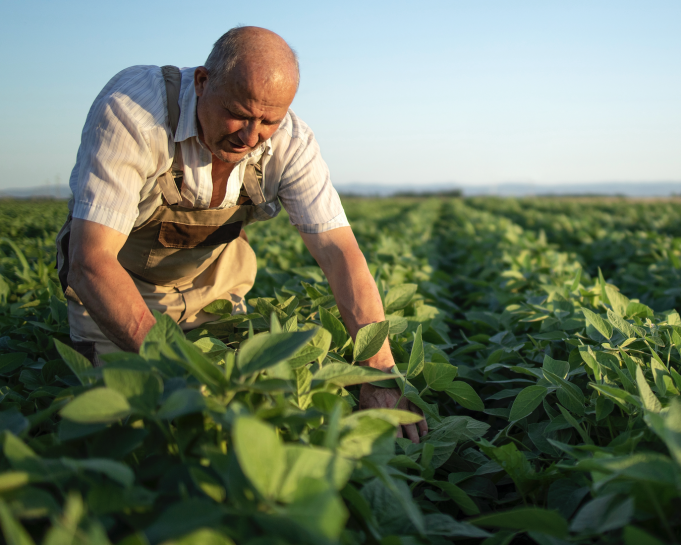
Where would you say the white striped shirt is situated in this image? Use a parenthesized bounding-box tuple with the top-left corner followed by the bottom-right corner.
(68, 65, 349, 235)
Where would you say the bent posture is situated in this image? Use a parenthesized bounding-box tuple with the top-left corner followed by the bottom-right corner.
(57, 27, 427, 442)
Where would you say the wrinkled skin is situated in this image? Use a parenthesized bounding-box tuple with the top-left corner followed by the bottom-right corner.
(194, 27, 298, 165)
(359, 384, 428, 443)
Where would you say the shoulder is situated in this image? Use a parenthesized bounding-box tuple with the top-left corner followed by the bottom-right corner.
(271, 109, 316, 148)
(90, 65, 166, 132)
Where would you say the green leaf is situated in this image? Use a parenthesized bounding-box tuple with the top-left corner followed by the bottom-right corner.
(626, 302, 653, 318)
(286, 344, 325, 369)
(604, 284, 630, 316)
(60, 388, 131, 424)
(353, 321, 389, 362)
(142, 312, 184, 352)
(311, 363, 395, 388)
(0, 499, 36, 545)
(509, 386, 548, 422)
(471, 508, 568, 538)
(2, 432, 37, 464)
(283, 315, 297, 333)
(202, 299, 233, 317)
(543, 355, 569, 379)
(157, 389, 206, 420)
(232, 416, 285, 500)
(596, 395, 615, 420)
(618, 347, 641, 379)
(636, 366, 661, 413)
(310, 328, 332, 365)
(61, 458, 134, 487)
(598, 268, 610, 306)
(425, 514, 491, 538)
(607, 309, 637, 339)
(445, 382, 484, 411)
(362, 464, 425, 534)
(581, 308, 612, 340)
(423, 361, 458, 391)
(386, 314, 408, 335)
(1, 486, 60, 519)
(579, 345, 601, 379)
(353, 409, 425, 426)
(407, 325, 424, 378)
(144, 499, 226, 544)
(0, 472, 30, 494)
(293, 366, 313, 409)
(569, 267, 581, 292)
(164, 528, 234, 545)
(557, 404, 592, 445)
(650, 358, 670, 397)
(623, 526, 664, 545)
(589, 383, 641, 410)
(670, 367, 681, 392)
(189, 467, 226, 503)
(384, 284, 417, 313)
(278, 445, 353, 503)
(548, 479, 590, 520)
(171, 339, 229, 392)
(319, 307, 348, 349)
(570, 495, 634, 534)
(103, 368, 162, 412)
(237, 330, 317, 375)
(543, 370, 585, 416)
(53, 340, 95, 385)
(0, 353, 26, 376)
(431, 481, 480, 515)
(279, 478, 349, 540)
(478, 442, 534, 496)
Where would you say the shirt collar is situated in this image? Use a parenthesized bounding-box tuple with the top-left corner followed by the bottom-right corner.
(174, 68, 199, 143)
(174, 67, 273, 163)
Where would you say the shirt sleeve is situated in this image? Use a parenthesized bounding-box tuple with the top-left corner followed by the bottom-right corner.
(69, 66, 168, 235)
(271, 112, 350, 234)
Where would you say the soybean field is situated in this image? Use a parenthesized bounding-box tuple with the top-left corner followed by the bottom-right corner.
(0, 196, 680, 545)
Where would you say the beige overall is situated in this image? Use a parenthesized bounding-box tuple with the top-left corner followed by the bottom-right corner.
(56, 66, 260, 363)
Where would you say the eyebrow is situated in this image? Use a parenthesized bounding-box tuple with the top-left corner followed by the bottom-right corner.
(225, 104, 284, 125)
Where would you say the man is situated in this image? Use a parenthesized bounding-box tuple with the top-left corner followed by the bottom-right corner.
(57, 26, 427, 442)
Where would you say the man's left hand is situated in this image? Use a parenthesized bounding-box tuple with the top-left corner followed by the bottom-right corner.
(359, 383, 428, 443)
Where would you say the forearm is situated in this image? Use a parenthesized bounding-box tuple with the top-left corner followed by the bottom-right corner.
(69, 258, 155, 352)
(302, 228, 393, 371)
(325, 252, 394, 371)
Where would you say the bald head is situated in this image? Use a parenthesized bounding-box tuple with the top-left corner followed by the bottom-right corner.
(204, 26, 299, 93)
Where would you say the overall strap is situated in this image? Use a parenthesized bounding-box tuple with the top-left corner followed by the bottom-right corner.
(241, 159, 266, 205)
(158, 65, 183, 205)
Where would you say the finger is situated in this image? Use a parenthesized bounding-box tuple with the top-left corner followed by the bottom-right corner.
(418, 418, 429, 437)
(404, 423, 420, 444)
(396, 425, 403, 439)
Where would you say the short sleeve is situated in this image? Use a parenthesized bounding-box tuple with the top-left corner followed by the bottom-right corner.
(69, 66, 169, 235)
(270, 112, 349, 233)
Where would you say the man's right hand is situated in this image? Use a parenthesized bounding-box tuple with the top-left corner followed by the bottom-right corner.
(68, 219, 155, 352)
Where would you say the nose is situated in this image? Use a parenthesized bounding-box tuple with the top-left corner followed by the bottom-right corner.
(238, 121, 260, 148)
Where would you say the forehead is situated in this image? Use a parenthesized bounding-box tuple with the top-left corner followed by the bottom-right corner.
(219, 67, 296, 112)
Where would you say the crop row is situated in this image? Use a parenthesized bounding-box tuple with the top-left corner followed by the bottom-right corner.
(0, 198, 679, 545)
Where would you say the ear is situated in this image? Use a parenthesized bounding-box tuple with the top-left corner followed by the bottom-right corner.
(194, 66, 210, 97)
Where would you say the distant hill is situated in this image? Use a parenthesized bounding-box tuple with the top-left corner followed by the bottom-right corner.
(0, 186, 71, 200)
(1, 181, 679, 200)
(337, 181, 681, 198)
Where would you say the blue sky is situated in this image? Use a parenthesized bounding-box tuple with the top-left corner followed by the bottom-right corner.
(0, 0, 679, 190)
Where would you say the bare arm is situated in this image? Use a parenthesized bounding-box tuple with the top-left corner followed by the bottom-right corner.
(300, 227, 428, 442)
(68, 219, 155, 352)
(300, 227, 393, 371)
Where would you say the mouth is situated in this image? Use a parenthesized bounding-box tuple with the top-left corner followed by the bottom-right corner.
(224, 137, 250, 153)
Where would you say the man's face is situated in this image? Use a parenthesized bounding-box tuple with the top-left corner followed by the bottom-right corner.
(194, 66, 296, 164)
